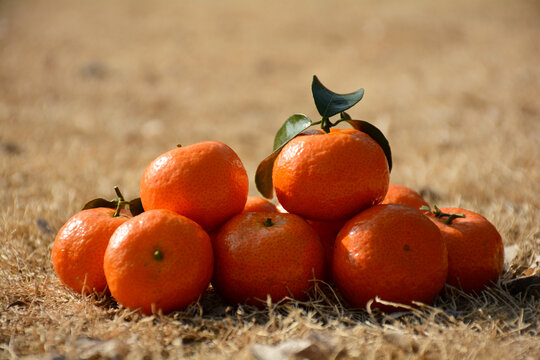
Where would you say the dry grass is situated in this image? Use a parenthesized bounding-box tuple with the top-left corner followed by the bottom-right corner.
(1, 0, 539, 358)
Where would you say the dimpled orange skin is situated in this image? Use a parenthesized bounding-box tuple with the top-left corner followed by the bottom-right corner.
(52, 208, 130, 294)
(306, 219, 347, 281)
(426, 208, 504, 293)
(103, 209, 213, 315)
(140, 141, 249, 231)
(382, 184, 428, 210)
(272, 129, 389, 221)
(243, 196, 279, 213)
(213, 212, 324, 306)
(333, 204, 448, 310)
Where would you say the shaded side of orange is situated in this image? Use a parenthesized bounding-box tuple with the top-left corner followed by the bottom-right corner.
(381, 184, 428, 210)
(51, 208, 129, 294)
(306, 218, 347, 281)
(272, 129, 389, 221)
(140, 141, 248, 231)
(104, 209, 213, 315)
(333, 204, 448, 309)
(213, 212, 324, 306)
(428, 208, 504, 293)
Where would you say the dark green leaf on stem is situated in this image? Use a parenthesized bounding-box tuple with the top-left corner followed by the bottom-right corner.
(256, 114, 312, 199)
(129, 198, 145, 216)
(82, 198, 117, 210)
(312, 76, 365, 118)
(344, 119, 393, 172)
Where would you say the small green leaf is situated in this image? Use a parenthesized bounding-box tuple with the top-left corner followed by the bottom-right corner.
(256, 114, 312, 199)
(344, 120, 393, 172)
(82, 198, 117, 210)
(273, 114, 312, 151)
(129, 198, 145, 216)
(312, 76, 365, 118)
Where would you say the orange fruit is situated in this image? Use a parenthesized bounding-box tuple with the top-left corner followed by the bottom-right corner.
(306, 219, 347, 281)
(212, 212, 324, 306)
(333, 204, 447, 310)
(272, 128, 389, 221)
(52, 208, 130, 294)
(140, 141, 249, 231)
(243, 196, 278, 213)
(424, 207, 504, 293)
(381, 184, 428, 209)
(103, 209, 213, 315)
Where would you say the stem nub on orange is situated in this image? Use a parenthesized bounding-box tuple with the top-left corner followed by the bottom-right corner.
(272, 128, 389, 221)
(103, 209, 213, 315)
(424, 207, 504, 293)
(212, 212, 324, 306)
(140, 141, 249, 231)
(333, 204, 448, 311)
(52, 208, 130, 294)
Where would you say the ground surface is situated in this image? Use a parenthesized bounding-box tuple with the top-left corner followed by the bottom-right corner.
(1, 0, 539, 359)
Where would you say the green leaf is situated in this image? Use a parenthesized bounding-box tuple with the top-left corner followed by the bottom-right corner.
(344, 119, 393, 172)
(129, 198, 145, 216)
(312, 76, 364, 118)
(82, 198, 117, 210)
(256, 114, 312, 198)
(273, 114, 312, 151)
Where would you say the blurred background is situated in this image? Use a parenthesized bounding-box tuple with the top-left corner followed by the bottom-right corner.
(1, 0, 539, 218)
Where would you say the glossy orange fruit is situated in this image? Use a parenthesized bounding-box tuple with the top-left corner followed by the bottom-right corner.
(272, 128, 389, 221)
(306, 219, 347, 281)
(52, 208, 130, 294)
(381, 184, 428, 209)
(333, 204, 447, 310)
(424, 207, 504, 293)
(243, 196, 278, 213)
(140, 141, 249, 231)
(103, 209, 213, 315)
(213, 212, 324, 306)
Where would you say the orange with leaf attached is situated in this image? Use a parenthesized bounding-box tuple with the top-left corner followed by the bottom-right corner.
(273, 128, 389, 221)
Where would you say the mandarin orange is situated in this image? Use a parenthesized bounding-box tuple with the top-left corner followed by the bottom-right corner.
(140, 141, 248, 231)
(382, 184, 428, 209)
(52, 208, 130, 294)
(212, 212, 324, 306)
(424, 207, 504, 293)
(272, 128, 389, 221)
(243, 196, 278, 213)
(103, 209, 213, 315)
(306, 218, 347, 281)
(333, 204, 447, 311)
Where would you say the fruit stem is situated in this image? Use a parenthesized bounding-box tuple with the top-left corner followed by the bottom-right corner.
(421, 205, 465, 225)
(154, 249, 163, 261)
(263, 218, 274, 227)
(321, 117, 332, 133)
(113, 186, 128, 217)
(114, 186, 125, 202)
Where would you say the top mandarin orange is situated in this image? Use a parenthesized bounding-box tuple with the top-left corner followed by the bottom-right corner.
(272, 128, 389, 221)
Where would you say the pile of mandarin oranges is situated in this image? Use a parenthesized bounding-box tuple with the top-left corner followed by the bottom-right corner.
(52, 77, 504, 315)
